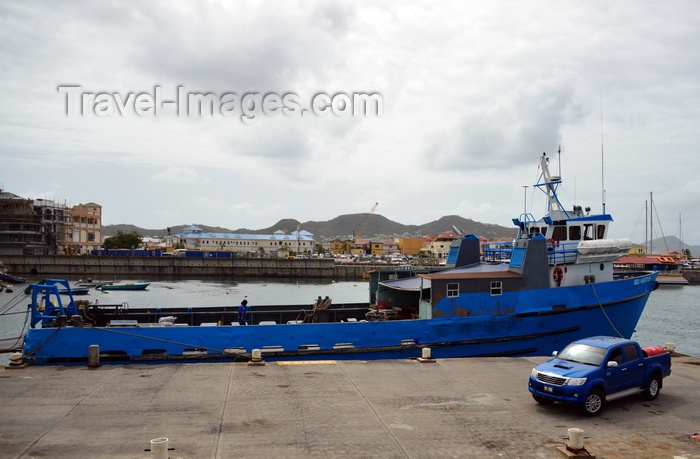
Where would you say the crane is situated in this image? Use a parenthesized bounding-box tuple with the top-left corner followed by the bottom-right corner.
(353, 202, 378, 240)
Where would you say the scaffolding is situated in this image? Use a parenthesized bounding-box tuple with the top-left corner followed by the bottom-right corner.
(0, 189, 68, 255)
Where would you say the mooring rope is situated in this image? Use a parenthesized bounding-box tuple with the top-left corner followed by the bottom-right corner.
(589, 282, 624, 338)
(0, 290, 27, 316)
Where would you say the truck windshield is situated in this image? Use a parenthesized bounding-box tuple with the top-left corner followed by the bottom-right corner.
(557, 343, 607, 366)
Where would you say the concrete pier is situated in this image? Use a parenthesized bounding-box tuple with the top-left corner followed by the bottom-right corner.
(0, 255, 371, 279)
(1, 355, 699, 458)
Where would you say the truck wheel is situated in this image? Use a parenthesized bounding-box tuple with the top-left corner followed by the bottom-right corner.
(642, 374, 661, 400)
(532, 394, 555, 405)
(581, 389, 605, 416)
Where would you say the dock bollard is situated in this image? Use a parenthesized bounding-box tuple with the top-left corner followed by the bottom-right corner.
(4, 352, 26, 369)
(417, 347, 436, 363)
(87, 345, 100, 368)
(149, 437, 169, 459)
(248, 348, 266, 366)
(665, 342, 675, 353)
(566, 428, 584, 451)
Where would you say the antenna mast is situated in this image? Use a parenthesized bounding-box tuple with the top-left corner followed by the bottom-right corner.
(557, 145, 562, 178)
(601, 93, 606, 214)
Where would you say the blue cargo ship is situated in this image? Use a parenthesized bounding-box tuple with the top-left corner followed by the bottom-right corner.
(20, 152, 658, 365)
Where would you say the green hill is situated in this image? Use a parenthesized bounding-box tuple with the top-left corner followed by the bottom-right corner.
(104, 214, 518, 241)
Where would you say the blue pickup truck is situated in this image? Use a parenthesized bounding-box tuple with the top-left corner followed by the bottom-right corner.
(528, 336, 672, 416)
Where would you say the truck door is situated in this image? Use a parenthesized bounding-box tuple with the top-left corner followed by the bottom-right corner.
(605, 347, 627, 394)
(606, 345, 644, 394)
(622, 344, 644, 388)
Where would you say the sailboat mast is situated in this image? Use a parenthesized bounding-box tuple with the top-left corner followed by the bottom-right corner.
(650, 192, 653, 254)
(679, 214, 684, 257)
(645, 200, 648, 255)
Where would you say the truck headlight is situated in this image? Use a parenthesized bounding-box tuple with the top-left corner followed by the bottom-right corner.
(531, 368, 539, 378)
(566, 377, 587, 386)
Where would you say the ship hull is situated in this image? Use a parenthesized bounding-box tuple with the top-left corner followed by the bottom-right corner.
(22, 272, 657, 365)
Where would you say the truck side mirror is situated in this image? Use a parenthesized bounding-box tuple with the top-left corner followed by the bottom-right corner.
(607, 361, 618, 368)
(552, 351, 558, 357)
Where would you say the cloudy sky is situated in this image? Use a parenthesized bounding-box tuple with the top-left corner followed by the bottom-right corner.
(2, 1, 699, 246)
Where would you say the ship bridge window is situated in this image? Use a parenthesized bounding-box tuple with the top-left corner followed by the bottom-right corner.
(447, 283, 459, 298)
(552, 226, 567, 241)
(583, 224, 594, 240)
(569, 226, 581, 241)
(597, 225, 606, 239)
(490, 281, 502, 296)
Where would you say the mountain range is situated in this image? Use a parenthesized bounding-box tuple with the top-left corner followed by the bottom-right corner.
(103, 214, 700, 257)
(103, 214, 518, 242)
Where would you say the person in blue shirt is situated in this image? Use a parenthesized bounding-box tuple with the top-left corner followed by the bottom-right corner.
(238, 299, 250, 325)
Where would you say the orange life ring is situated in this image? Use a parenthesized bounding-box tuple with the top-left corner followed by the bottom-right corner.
(553, 267, 564, 283)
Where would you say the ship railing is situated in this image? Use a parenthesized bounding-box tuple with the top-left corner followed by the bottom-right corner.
(482, 241, 514, 263)
(546, 241, 579, 266)
(80, 303, 370, 327)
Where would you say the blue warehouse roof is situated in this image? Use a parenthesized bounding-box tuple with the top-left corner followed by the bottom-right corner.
(176, 229, 314, 241)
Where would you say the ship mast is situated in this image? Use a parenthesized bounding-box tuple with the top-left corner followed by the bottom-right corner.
(601, 93, 606, 214)
(538, 151, 566, 216)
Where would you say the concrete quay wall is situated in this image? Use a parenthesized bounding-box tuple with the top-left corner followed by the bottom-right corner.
(684, 269, 700, 284)
(0, 255, 371, 279)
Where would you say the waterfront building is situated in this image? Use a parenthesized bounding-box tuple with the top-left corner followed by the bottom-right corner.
(0, 190, 67, 255)
(65, 203, 102, 255)
(0, 187, 103, 256)
(397, 237, 424, 255)
(329, 239, 349, 255)
(420, 231, 460, 258)
(381, 239, 399, 255)
(370, 239, 384, 256)
(169, 226, 316, 257)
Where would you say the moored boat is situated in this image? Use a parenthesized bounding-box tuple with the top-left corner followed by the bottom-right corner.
(97, 282, 150, 291)
(60, 287, 91, 295)
(18, 151, 659, 365)
(75, 278, 121, 288)
(0, 272, 27, 284)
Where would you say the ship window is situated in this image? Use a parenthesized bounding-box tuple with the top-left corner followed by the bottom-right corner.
(490, 281, 502, 296)
(552, 226, 567, 241)
(447, 283, 459, 298)
(569, 226, 581, 241)
(583, 224, 594, 240)
(597, 225, 606, 239)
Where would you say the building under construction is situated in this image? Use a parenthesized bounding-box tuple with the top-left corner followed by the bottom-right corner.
(0, 188, 84, 256)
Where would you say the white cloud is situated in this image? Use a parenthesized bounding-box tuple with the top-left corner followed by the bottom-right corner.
(2, 1, 700, 244)
(152, 167, 203, 184)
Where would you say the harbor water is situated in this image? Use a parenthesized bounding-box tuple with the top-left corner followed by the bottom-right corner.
(1, 278, 698, 363)
(630, 284, 699, 356)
